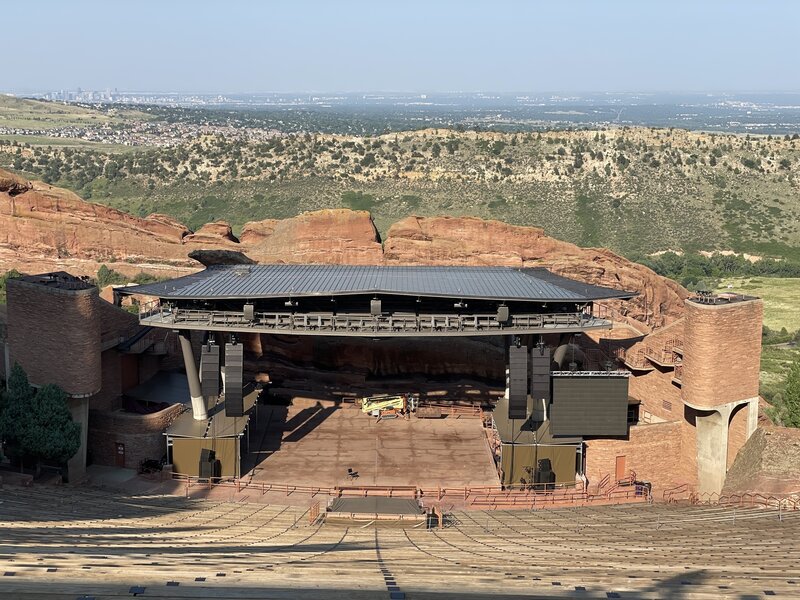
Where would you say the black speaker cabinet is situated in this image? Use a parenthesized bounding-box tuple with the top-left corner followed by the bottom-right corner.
(224, 342, 244, 417)
(200, 344, 220, 398)
(530, 349, 551, 401)
(534, 469, 555, 490)
(199, 458, 213, 480)
(508, 345, 528, 420)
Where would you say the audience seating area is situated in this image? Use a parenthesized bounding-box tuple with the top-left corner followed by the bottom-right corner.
(1, 484, 798, 599)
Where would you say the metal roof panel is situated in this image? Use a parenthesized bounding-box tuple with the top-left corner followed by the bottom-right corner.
(125, 264, 636, 302)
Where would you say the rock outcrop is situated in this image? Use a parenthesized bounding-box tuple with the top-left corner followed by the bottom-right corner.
(0, 169, 687, 326)
(241, 209, 384, 264)
(383, 216, 687, 326)
(0, 169, 32, 196)
(0, 170, 196, 262)
(183, 221, 239, 245)
(188, 249, 256, 267)
(723, 426, 800, 495)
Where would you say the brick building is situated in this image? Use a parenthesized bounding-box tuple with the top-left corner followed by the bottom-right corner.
(585, 294, 763, 496)
(4, 273, 185, 480)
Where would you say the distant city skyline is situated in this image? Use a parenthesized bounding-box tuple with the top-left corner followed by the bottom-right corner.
(5, 1, 800, 94)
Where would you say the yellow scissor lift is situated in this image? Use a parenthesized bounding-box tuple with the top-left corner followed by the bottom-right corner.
(359, 393, 418, 420)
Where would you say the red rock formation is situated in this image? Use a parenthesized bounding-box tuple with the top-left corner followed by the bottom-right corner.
(0, 169, 32, 196)
(0, 170, 239, 266)
(383, 216, 688, 326)
(183, 221, 240, 245)
(0, 170, 193, 262)
(723, 426, 800, 495)
(0, 170, 686, 326)
(241, 209, 384, 264)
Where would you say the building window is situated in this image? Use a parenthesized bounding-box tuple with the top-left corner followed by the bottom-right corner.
(627, 403, 640, 425)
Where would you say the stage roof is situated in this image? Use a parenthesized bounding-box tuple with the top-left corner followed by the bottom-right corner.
(125, 264, 636, 303)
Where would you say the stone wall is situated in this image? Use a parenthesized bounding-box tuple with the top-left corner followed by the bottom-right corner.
(585, 420, 692, 497)
(89, 349, 124, 412)
(7, 279, 101, 396)
(98, 299, 139, 342)
(682, 299, 762, 408)
(628, 366, 683, 422)
(88, 404, 184, 469)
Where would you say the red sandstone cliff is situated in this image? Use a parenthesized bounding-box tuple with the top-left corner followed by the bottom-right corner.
(241, 209, 384, 264)
(0, 170, 236, 265)
(383, 216, 687, 326)
(0, 169, 687, 326)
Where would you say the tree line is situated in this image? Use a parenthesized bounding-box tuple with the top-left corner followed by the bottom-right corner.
(634, 251, 800, 289)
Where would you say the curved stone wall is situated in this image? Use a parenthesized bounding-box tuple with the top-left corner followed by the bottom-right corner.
(681, 298, 762, 409)
(7, 279, 101, 396)
(88, 404, 184, 469)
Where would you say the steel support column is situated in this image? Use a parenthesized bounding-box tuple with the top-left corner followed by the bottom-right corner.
(178, 330, 208, 420)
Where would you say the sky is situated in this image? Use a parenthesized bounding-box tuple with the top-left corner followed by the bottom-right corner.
(5, 0, 800, 93)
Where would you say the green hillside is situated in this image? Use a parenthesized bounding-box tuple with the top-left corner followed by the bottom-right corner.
(2, 121, 800, 259)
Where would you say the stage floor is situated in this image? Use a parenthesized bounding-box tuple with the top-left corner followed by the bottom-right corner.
(244, 401, 499, 489)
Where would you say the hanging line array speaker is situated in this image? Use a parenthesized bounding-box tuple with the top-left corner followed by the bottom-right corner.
(224, 342, 244, 417)
(200, 343, 220, 398)
(530, 348, 551, 402)
(508, 344, 528, 420)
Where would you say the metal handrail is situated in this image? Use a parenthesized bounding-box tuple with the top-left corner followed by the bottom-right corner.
(662, 483, 690, 503)
(690, 491, 800, 510)
(140, 302, 603, 334)
(170, 473, 653, 508)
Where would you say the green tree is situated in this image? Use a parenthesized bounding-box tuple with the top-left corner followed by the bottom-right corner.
(0, 365, 81, 472)
(96, 264, 127, 288)
(103, 160, 120, 179)
(0, 269, 22, 304)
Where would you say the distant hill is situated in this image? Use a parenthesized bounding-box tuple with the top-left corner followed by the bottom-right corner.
(0, 95, 149, 130)
(2, 109, 799, 259)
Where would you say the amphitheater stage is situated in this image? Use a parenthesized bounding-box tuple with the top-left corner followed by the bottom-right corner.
(244, 400, 500, 489)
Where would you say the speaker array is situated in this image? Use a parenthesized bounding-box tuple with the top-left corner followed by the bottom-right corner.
(508, 345, 528, 420)
(224, 342, 244, 417)
(530, 348, 551, 402)
(496, 305, 510, 323)
(200, 343, 220, 398)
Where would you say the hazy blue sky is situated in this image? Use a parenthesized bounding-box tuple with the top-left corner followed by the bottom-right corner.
(5, 0, 799, 93)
